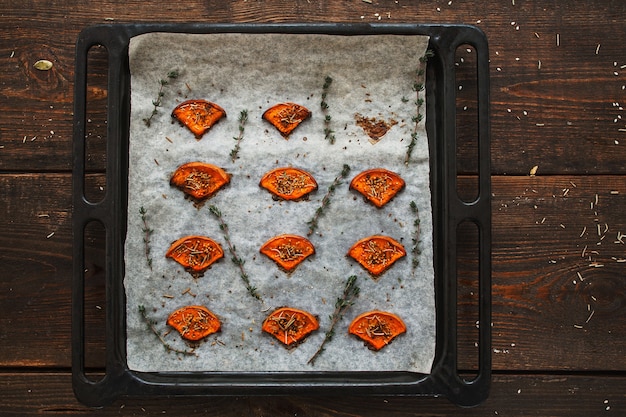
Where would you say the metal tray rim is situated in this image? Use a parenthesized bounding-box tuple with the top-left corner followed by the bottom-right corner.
(72, 22, 491, 408)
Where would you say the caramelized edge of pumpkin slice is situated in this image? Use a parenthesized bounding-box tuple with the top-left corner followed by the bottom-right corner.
(259, 167, 318, 200)
(171, 99, 226, 139)
(170, 162, 230, 202)
(167, 305, 221, 342)
(347, 235, 406, 277)
(262, 307, 319, 347)
(349, 168, 405, 208)
(348, 310, 406, 351)
(165, 235, 224, 278)
(259, 234, 315, 272)
(262, 102, 311, 137)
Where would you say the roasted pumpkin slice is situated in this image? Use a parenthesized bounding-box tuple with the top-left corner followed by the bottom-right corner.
(170, 162, 230, 203)
(167, 305, 221, 342)
(171, 99, 226, 139)
(166, 236, 224, 278)
(349, 168, 405, 208)
(347, 235, 406, 277)
(262, 307, 319, 348)
(262, 102, 311, 137)
(349, 310, 406, 351)
(260, 234, 315, 272)
(259, 167, 318, 200)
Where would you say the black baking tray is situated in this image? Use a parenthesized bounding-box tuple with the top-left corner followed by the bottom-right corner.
(72, 23, 491, 408)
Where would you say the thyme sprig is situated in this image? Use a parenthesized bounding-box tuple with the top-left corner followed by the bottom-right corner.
(307, 164, 351, 236)
(321, 76, 336, 144)
(308, 275, 360, 365)
(208, 205, 263, 302)
(230, 109, 249, 162)
(139, 206, 153, 270)
(138, 305, 196, 356)
(143, 70, 179, 127)
(405, 50, 433, 165)
(410, 201, 422, 270)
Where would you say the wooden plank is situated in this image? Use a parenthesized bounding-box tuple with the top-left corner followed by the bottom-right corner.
(1, 2, 625, 173)
(1, 172, 625, 371)
(0, 372, 624, 416)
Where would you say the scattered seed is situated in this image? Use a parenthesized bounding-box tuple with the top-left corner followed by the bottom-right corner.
(556, 33, 560, 46)
(46, 232, 55, 239)
(595, 44, 601, 54)
(529, 165, 538, 176)
(573, 324, 583, 329)
(34, 59, 53, 71)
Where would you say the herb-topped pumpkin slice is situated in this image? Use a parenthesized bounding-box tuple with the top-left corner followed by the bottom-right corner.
(166, 236, 224, 278)
(167, 305, 221, 342)
(262, 307, 319, 348)
(260, 167, 318, 201)
(262, 102, 311, 137)
(170, 162, 230, 204)
(350, 168, 405, 208)
(260, 234, 315, 272)
(349, 310, 406, 351)
(347, 235, 406, 277)
(171, 99, 226, 139)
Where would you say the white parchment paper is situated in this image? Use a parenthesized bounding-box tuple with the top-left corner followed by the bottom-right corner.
(125, 32, 434, 373)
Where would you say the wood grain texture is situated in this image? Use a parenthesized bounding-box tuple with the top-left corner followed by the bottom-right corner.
(1, 174, 624, 371)
(0, 373, 624, 416)
(1, 1, 625, 173)
(2, 0, 626, 414)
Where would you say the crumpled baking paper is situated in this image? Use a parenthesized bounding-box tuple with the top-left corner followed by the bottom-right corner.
(125, 32, 434, 374)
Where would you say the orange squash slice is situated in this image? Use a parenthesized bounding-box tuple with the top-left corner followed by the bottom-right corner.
(262, 102, 311, 137)
(170, 162, 230, 203)
(171, 99, 226, 139)
(349, 310, 406, 351)
(260, 234, 315, 272)
(347, 235, 406, 277)
(259, 167, 318, 201)
(167, 305, 221, 342)
(349, 168, 405, 208)
(166, 236, 224, 278)
(262, 307, 319, 348)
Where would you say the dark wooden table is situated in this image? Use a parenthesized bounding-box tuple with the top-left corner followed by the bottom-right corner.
(2, 1, 625, 415)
